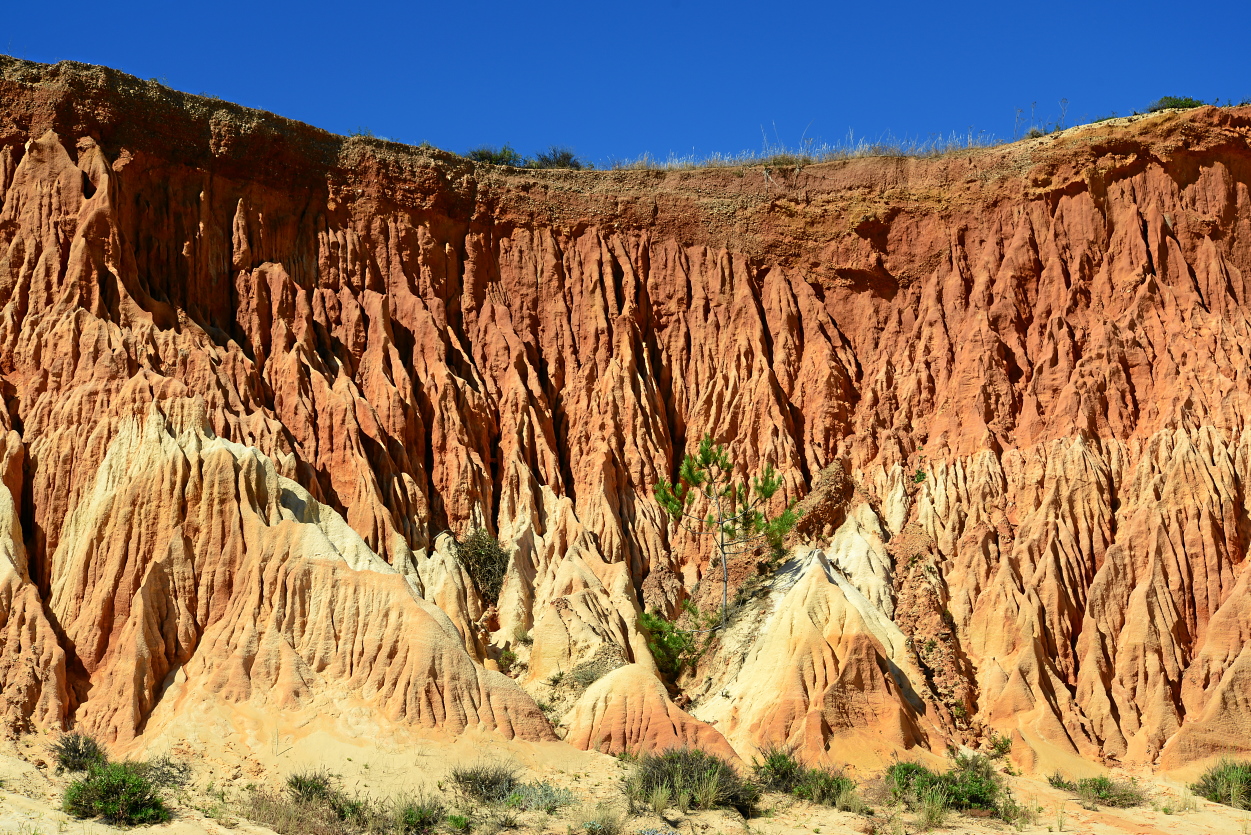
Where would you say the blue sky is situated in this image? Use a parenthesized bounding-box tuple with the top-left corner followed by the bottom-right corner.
(5, 0, 1249, 165)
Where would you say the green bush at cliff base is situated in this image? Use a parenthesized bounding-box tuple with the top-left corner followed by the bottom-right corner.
(1047, 773, 1146, 808)
(887, 751, 1026, 821)
(1192, 759, 1251, 809)
(63, 761, 171, 825)
(628, 747, 759, 815)
(450, 761, 521, 803)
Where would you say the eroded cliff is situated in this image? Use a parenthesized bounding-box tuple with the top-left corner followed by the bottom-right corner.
(2, 56, 1251, 773)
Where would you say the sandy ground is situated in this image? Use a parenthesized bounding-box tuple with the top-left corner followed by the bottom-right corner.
(2, 715, 1250, 835)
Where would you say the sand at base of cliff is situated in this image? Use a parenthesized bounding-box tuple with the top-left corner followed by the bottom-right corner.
(4, 723, 1250, 835)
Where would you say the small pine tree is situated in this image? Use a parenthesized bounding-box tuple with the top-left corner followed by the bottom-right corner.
(654, 434, 799, 628)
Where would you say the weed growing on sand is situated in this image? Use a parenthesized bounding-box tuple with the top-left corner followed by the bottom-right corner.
(52, 732, 106, 772)
(453, 528, 511, 605)
(627, 747, 759, 815)
(247, 786, 351, 835)
(287, 768, 339, 805)
(569, 665, 603, 689)
(450, 761, 521, 803)
(579, 803, 625, 835)
(63, 761, 172, 825)
(917, 784, 949, 829)
(445, 813, 471, 832)
(504, 780, 575, 813)
(752, 745, 805, 793)
(794, 768, 860, 810)
(249, 780, 445, 835)
(750, 746, 864, 812)
(138, 754, 192, 788)
(1047, 774, 1146, 808)
(393, 795, 446, 834)
(1193, 758, 1251, 809)
(887, 749, 1024, 822)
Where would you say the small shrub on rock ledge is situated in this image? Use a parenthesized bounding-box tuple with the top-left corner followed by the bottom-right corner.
(452, 527, 510, 605)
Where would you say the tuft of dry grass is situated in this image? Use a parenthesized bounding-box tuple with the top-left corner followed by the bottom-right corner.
(604, 129, 1003, 172)
(245, 787, 356, 835)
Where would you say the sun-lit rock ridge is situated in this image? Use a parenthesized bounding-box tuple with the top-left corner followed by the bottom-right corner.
(1, 56, 1251, 771)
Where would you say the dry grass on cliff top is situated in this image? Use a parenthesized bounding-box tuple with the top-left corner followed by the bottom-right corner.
(4, 54, 1248, 186)
(5, 53, 1250, 270)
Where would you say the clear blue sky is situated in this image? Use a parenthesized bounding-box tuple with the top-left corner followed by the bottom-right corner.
(5, 0, 1249, 165)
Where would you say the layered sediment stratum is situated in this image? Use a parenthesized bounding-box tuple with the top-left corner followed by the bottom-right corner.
(2, 57, 1251, 772)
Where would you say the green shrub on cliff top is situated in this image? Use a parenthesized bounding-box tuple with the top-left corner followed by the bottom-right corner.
(1147, 95, 1209, 111)
(467, 145, 525, 166)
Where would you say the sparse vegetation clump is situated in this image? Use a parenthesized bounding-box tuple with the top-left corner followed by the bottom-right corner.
(467, 144, 525, 166)
(52, 732, 107, 772)
(249, 770, 449, 835)
(246, 786, 356, 835)
(1191, 758, 1251, 809)
(793, 767, 860, 809)
(752, 745, 806, 793)
(287, 768, 339, 805)
(393, 794, 447, 834)
(750, 745, 863, 811)
(1047, 773, 1146, 808)
(450, 761, 522, 803)
(1147, 95, 1209, 111)
(56, 734, 188, 828)
(452, 528, 511, 606)
(465, 144, 587, 169)
(505, 780, 576, 813)
(638, 611, 696, 680)
(63, 761, 172, 826)
(578, 802, 626, 835)
(886, 750, 1024, 822)
(528, 146, 586, 170)
(138, 753, 193, 788)
(654, 434, 800, 631)
(626, 747, 759, 815)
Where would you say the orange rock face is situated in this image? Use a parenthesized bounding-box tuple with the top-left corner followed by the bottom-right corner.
(2, 56, 1251, 771)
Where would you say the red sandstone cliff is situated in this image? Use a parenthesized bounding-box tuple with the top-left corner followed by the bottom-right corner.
(2, 56, 1251, 772)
